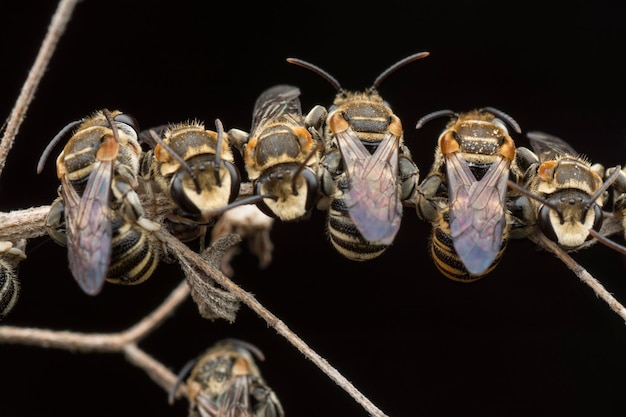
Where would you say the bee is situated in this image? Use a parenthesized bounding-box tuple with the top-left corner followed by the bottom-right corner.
(508, 131, 620, 251)
(228, 84, 327, 222)
(414, 108, 523, 282)
(172, 338, 284, 417)
(0, 240, 26, 320)
(287, 52, 427, 261)
(141, 119, 245, 244)
(37, 109, 161, 295)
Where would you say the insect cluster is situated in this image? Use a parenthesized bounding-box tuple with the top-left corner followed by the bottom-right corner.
(1, 51, 624, 317)
(0, 45, 625, 416)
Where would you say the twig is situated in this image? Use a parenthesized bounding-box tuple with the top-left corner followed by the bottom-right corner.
(160, 228, 390, 417)
(0, 201, 389, 416)
(529, 231, 626, 323)
(0, 279, 189, 350)
(0, 0, 79, 178)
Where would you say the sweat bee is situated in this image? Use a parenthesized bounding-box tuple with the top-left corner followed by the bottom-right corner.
(37, 109, 161, 296)
(415, 108, 523, 282)
(0, 240, 26, 320)
(228, 84, 327, 222)
(172, 338, 284, 417)
(508, 131, 621, 251)
(140, 119, 246, 244)
(287, 52, 427, 261)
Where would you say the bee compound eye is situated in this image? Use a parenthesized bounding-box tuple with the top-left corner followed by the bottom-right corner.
(538, 204, 559, 243)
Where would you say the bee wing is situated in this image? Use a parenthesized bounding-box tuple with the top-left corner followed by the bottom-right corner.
(61, 158, 115, 296)
(446, 153, 510, 275)
(527, 130, 578, 161)
(196, 376, 253, 417)
(251, 85, 302, 133)
(337, 127, 402, 244)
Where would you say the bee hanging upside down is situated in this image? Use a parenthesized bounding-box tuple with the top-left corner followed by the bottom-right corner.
(228, 84, 327, 222)
(507, 130, 623, 253)
(140, 118, 247, 246)
(171, 338, 284, 417)
(38, 109, 161, 296)
(287, 52, 427, 261)
(415, 107, 524, 282)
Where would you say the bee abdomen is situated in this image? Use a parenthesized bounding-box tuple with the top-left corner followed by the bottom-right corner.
(0, 260, 19, 319)
(430, 223, 506, 283)
(107, 221, 159, 285)
(327, 197, 388, 261)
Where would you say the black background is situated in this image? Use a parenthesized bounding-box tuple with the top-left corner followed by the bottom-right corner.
(2, 1, 626, 416)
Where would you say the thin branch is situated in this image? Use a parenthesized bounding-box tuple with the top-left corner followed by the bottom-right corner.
(0, 279, 190, 352)
(0, 202, 389, 416)
(160, 228, 390, 417)
(124, 343, 182, 396)
(529, 231, 626, 323)
(0, 0, 79, 178)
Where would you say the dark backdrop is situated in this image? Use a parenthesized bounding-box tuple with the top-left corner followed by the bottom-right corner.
(2, 1, 626, 416)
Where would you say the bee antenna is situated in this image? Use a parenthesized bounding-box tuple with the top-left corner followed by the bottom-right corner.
(507, 179, 562, 218)
(372, 51, 430, 89)
(415, 109, 458, 130)
(213, 118, 224, 187)
(37, 119, 82, 174)
(149, 129, 202, 193)
(481, 107, 522, 134)
(291, 141, 323, 195)
(102, 108, 121, 144)
(588, 228, 626, 256)
(286, 58, 343, 92)
(168, 357, 197, 405)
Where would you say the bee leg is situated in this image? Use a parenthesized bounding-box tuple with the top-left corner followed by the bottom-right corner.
(398, 154, 419, 201)
(304, 104, 328, 136)
(514, 146, 539, 183)
(227, 128, 249, 155)
(317, 149, 342, 211)
(415, 172, 445, 223)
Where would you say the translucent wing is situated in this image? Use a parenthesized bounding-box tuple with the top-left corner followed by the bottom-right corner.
(196, 375, 253, 417)
(62, 137, 117, 295)
(446, 153, 510, 275)
(527, 130, 578, 162)
(250, 85, 302, 133)
(336, 126, 402, 244)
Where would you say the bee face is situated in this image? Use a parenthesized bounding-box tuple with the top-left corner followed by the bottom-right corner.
(231, 84, 325, 222)
(287, 53, 428, 260)
(416, 108, 522, 281)
(144, 120, 242, 243)
(513, 131, 609, 250)
(152, 121, 240, 214)
(182, 339, 284, 417)
(40, 109, 159, 295)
